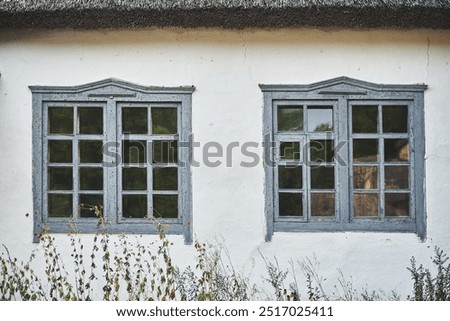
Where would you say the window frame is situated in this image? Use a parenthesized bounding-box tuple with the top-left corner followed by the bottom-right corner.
(260, 77, 427, 241)
(31, 79, 194, 244)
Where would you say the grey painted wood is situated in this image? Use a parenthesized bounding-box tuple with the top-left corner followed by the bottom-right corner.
(261, 76, 427, 241)
(30, 79, 194, 244)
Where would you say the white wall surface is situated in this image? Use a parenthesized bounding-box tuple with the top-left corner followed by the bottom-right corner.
(0, 27, 449, 298)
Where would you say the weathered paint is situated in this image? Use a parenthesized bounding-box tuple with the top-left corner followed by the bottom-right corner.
(0, 28, 449, 298)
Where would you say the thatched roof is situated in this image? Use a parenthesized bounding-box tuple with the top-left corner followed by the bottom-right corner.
(1, 0, 449, 29)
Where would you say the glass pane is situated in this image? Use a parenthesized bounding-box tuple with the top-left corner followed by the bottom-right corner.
(277, 107, 303, 131)
(78, 107, 103, 135)
(310, 140, 333, 163)
(307, 107, 333, 132)
(354, 193, 379, 217)
(311, 167, 334, 189)
(279, 193, 302, 217)
(79, 194, 103, 218)
(48, 140, 72, 163)
(152, 108, 177, 134)
(153, 141, 178, 164)
(122, 195, 147, 218)
(48, 194, 72, 218)
(122, 168, 147, 190)
(80, 167, 103, 190)
(385, 193, 409, 217)
(311, 193, 335, 217)
(48, 107, 73, 134)
(383, 106, 408, 133)
(385, 166, 409, 190)
(353, 166, 378, 189)
(385, 139, 409, 162)
(278, 165, 302, 189)
(154, 168, 178, 191)
(352, 105, 378, 133)
(153, 195, 178, 218)
(123, 140, 147, 164)
(279, 142, 300, 161)
(48, 167, 73, 190)
(353, 139, 378, 163)
(122, 107, 148, 134)
(79, 140, 103, 163)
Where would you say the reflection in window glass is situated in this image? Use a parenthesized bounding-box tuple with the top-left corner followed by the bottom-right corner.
(353, 139, 378, 163)
(49, 107, 73, 134)
(384, 139, 409, 162)
(385, 193, 409, 217)
(152, 108, 177, 134)
(277, 107, 303, 131)
(311, 193, 335, 216)
(279, 193, 302, 217)
(307, 107, 333, 132)
(383, 106, 408, 133)
(78, 107, 103, 135)
(280, 142, 300, 161)
(353, 166, 378, 189)
(352, 105, 378, 133)
(353, 193, 379, 217)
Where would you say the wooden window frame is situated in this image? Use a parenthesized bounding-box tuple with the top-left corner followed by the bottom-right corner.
(31, 79, 194, 244)
(261, 77, 427, 241)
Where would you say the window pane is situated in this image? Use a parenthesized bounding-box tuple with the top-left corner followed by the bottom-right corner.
(385, 166, 409, 190)
(385, 193, 409, 217)
(123, 140, 147, 164)
(48, 167, 73, 190)
(48, 140, 72, 163)
(80, 167, 103, 190)
(352, 105, 378, 133)
(311, 167, 334, 189)
(153, 141, 178, 164)
(310, 140, 333, 163)
(354, 193, 379, 217)
(277, 107, 303, 131)
(154, 168, 178, 191)
(278, 165, 302, 189)
(122, 107, 148, 134)
(48, 107, 73, 134)
(384, 139, 409, 162)
(79, 194, 103, 218)
(279, 193, 302, 217)
(383, 106, 408, 133)
(152, 108, 177, 134)
(122, 168, 147, 190)
(279, 142, 300, 161)
(353, 139, 378, 163)
(48, 194, 72, 218)
(353, 166, 378, 189)
(79, 140, 103, 163)
(122, 195, 147, 218)
(311, 193, 335, 217)
(153, 195, 178, 219)
(307, 107, 333, 132)
(78, 107, 103, 134)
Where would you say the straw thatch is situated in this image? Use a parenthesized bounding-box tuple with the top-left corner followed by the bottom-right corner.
(1, 0, 449, 29)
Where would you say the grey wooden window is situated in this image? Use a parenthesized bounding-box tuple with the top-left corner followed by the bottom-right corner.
(31, 79, 194, 244)
(261, 77, 426, 241)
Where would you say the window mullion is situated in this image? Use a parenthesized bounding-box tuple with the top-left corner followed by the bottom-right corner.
(106, 99, 118, 224)
(338, 97, 350, 223)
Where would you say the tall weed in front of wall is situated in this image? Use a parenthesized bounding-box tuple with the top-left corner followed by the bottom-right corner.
(1, 223, 449, 301)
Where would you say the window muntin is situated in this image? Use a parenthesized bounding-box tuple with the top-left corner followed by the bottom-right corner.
(274, 101, 337, 223)
(261, 77, 426, 240)
(118, 103, 180, 222)
(31, 79, 193, 244)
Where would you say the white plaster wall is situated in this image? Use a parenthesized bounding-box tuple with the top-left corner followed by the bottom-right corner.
(0, 28, 449, 298)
